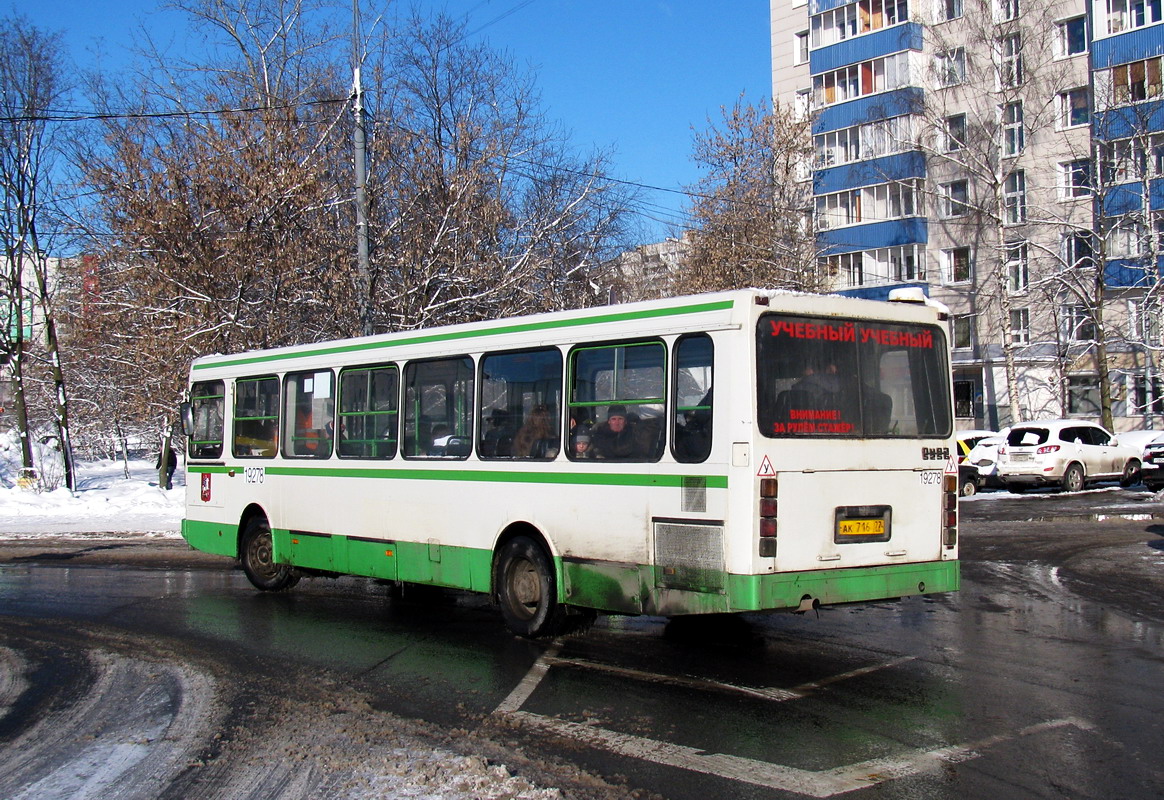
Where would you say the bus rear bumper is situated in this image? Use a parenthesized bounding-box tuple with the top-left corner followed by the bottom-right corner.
(565, 557, 960, 617)
(726, 560, 960, 613)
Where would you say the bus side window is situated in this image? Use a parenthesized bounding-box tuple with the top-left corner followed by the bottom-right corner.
(479, 349, 563, 461)
(338, 365, 399, 459)
(188, 380, 225, 459)
(673, 335, 713, 463)
(283, 370, 335, 459)
(233, 377, 280, 458)
(568, 341, 665, 462)
(403, 357, 474, 460)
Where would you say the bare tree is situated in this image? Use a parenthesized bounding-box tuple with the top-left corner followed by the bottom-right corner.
(361, 12, 637, 330)
(678, 96, 821, 295)
(0, 14, 77, 490)
(74, 3, 637, 456)
(77, 0, 354, 462)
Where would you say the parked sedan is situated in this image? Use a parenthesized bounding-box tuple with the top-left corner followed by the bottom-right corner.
(956, 429, 997, 496)
(997, 420, 1142, 492)
(1112, 429, 1164, 490)
(966, 430, 1009, 490)
(1143, 438, 1164, 490)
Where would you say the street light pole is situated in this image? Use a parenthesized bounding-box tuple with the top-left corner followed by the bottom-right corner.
(353, 0, 373, 336)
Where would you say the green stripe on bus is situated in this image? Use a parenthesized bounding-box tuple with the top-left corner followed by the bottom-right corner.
(187, 464, 727, 488)
(181, 518, 239, 557)
(192, 299, 735, 370)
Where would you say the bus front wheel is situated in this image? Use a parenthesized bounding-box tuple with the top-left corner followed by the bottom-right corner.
(240, 516, 300, 591)
(496, 536, 565, 638)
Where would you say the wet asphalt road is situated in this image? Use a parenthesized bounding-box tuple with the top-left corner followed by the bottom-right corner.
(1, 487, 1163, 799)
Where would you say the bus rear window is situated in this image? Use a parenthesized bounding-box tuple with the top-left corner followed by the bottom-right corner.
(756, 314, 951, 439)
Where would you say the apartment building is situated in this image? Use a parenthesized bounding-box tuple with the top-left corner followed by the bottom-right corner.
(771, 0, 1164, 431)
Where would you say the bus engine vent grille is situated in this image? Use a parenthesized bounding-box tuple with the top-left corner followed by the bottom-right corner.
(654, 522, 725, 593)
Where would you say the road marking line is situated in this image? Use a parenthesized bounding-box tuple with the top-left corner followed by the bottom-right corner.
(542, 655, 803, 702)
(505, 711, 1093, 797)
(493, 645, 559, 714)
(788, 655, 917, 693)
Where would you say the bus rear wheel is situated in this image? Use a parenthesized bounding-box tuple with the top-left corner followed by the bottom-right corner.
(496, 536, 565, 638)
(240, 516, 300, 591)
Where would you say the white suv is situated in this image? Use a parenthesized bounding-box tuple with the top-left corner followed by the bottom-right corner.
(997, 420, 1142, 492)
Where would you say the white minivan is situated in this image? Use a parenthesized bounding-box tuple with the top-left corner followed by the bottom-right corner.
(997, 420, 1142, 492)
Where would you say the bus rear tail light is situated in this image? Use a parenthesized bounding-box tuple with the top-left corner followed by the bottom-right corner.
(943, 474, 958, 548)
(759, 478, 778, 557)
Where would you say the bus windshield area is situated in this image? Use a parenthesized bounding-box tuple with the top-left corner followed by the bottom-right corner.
(756, 313, 952, 439)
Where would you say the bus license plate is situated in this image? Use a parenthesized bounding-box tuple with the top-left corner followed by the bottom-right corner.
(838, 518, 885, 537)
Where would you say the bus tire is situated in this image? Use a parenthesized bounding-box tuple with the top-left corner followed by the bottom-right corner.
(240, 516, 300, 591)
(495, 536, 564, 638)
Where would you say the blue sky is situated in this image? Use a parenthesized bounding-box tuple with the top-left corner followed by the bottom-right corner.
(22, 0, 774, 243)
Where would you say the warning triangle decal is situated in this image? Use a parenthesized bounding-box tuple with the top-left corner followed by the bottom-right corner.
(757, 455, 776, 477)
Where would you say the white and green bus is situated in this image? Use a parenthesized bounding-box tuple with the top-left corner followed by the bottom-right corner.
(180, 288, 959, 637)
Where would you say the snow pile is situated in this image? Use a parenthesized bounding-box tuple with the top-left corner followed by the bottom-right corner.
(0, 433, 182, 537)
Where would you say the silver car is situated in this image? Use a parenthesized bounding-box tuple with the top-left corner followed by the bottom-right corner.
(997, 420, 1142, 492)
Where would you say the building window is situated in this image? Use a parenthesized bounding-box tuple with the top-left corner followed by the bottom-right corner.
(941, 180, 970, 217)
(862, 179, 919, 220)
(815, 190, 858, 229)
(1130, 299, 1163, 345)
(1063, 230, 1094, 268)
(1010, 308, 1030, 344)
(1061, 159, 1092, 198)
(936, 48, 966, 87)
(1106, 216, 1146, 257)
(997, 0, 1020, 21)
(1067, 375, 1100, 414)
(954, 380, 974, 418)
(1131, 373, 1164, 414)
(1102, 138, 1148, 183)
(1063, 305, 1097, 342)
(943, 0, 964, 21)
(795, 31, 810, 65)
(1058, 16, 1088, 56)
(1059, 87, 1089, 128)
(1004, 171, 1026, 224)
(810, 0, 910, 47)
(861, 114, 915, 158)
(1002, 101, 1024, 156)
(820, 251, 865, 287)
(1006, 242, 1029, 292)
(865, 244, 926, 283)
(811, 4, 858, 47)
(813, 52, 911, 106)
(795, 89, 812, 120)
(943, 114, 966, 152)
(1107, 0, 1163, 35)
(1000, 34, 1023, 88)
(816, 180, 920, 228)
(1111, 57, 1163, 105)
(952, 315, 974, 349)
(943, 246, 973, 283)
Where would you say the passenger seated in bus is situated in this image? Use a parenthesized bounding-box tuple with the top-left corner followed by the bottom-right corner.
(512, 405, 557, 458)
(571, 428, 592, 459)
(591, 404, 657, 460)
(481, 408, 511, 457)
(674, 391, 711, 461)
(794, 361, 840, 396)
(428, 424, 452, 455)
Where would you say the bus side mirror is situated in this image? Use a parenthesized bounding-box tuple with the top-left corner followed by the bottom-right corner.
(179, 402, 195, 437)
